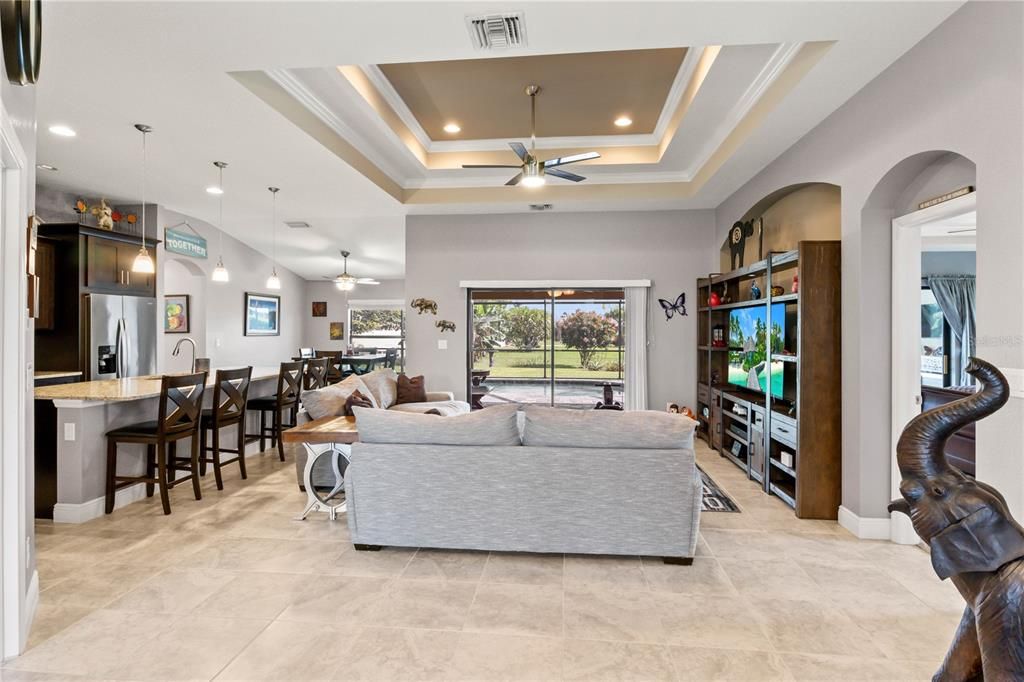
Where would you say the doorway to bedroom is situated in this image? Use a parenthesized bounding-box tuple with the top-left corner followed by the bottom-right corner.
(467, 288, 625, 409)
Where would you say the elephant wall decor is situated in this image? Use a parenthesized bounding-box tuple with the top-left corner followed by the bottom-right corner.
(728, 220, 755, 270)
(889, 357, 1024, 680)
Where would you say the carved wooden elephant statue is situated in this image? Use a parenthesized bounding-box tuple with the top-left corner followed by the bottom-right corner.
(889, 358, 1024, 681)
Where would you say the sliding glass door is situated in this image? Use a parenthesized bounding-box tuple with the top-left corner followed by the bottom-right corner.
(468, 289, 624, 409)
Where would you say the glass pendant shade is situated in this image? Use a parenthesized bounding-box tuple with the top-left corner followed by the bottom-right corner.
(266, 270, 281, 290)
(132, 247, 155, 274)
(212, 257, 230, 282)
(335, 276, 356, 291)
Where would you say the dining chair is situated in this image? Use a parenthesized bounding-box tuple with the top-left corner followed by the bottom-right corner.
(246, 361, 303, 460)
(199, 367, 252, 490)
(298, 347, 315, 359)
(314, 350, 343, 383)
(384, 348, 398, 369)
(303, 357, 330, 391)
(105, 372, 207, 515)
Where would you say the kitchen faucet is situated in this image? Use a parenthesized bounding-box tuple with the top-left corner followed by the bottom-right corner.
(171, 337, 197, 372)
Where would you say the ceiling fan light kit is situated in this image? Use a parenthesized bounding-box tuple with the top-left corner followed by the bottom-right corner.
(462, 84, 600, 187)
(326, 250, 379, 291)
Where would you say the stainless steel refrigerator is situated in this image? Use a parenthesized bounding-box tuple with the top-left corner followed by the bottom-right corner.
(85, 294, 157, 380)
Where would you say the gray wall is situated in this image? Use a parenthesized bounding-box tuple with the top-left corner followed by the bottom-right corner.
(156, 207, 306, 370)
(922, 251, 975, 277)
(713, 2, 1023, 521)
(303, 279, 405, 350)
(405, 210, 717, 408)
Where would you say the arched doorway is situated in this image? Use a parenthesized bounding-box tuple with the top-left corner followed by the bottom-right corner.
(162, 257, 207, 373)
(861, 150, 977, 544)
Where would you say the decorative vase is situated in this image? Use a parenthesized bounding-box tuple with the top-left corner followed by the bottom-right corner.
(708, 291, 721, 307)
(792, 274, 799, 293)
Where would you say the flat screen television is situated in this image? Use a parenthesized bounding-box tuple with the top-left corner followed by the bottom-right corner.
(727, 303, 785, 398)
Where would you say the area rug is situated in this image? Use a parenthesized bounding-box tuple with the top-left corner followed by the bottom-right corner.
(698, 465, 740, 512)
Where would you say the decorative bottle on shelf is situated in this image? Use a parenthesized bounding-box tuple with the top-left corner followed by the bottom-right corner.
(792, 274, 799, 293)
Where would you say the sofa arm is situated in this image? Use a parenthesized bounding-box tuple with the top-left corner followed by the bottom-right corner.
(425, 391, 455, 402)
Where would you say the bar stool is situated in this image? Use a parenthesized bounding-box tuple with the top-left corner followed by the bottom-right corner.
(105, 372, 207, 516)
(303, 357, 329, 391)
(315, 350, 343, 383)
(247, 360, 303, 460)
(199, 367, 252, 490)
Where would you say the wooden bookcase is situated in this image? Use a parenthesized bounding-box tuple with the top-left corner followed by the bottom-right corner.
(695, 241, 841, 519)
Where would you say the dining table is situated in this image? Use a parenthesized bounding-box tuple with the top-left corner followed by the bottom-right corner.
(293, 352, 389, 377)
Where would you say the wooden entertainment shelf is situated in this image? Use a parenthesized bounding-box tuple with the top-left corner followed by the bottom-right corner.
(695, 241, 841, 519)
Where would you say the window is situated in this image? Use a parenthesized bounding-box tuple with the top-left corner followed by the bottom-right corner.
(920, 287, 951, 387)
(468, 289, 624, 408)
(348, 305, 405, 371)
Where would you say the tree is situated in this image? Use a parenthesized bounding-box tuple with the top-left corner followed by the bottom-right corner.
(472, 304, 506, 366)
(557, 310, 618, 370)
(350, 309, 403, 335)
(503, 306, 547, 350)
(604, 305, 624, 345)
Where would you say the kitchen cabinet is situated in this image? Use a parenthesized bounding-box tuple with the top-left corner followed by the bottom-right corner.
(82, 231, 156, 296)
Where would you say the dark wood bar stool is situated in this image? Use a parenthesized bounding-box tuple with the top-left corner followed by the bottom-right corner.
(199, 367, 252, 490)
(303, 357, 329, 391)
(315, 350, 343, 383)
(247, 361, 303, 460)
(105, 372, 207, 516)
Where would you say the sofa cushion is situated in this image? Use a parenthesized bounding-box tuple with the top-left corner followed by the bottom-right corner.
(354, 403, 520, 445)
(302, 375, 376, 419)
(388, 400, 471, 417)
(522, 406, 696, 449)
(359, 369, 398, 409)
(396, 374, 427, 405)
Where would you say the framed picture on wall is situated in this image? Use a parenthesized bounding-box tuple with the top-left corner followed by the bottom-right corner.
(165, 294, 190, 333)
(245, 292, 280, 336)
(311, 301, 327, 317)
(329, 321, 344, 340)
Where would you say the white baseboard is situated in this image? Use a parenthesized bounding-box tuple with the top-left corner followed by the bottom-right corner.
(837, 505, 892, 540)
(21, 569, 38, 652)
(53, 483, 148, 524)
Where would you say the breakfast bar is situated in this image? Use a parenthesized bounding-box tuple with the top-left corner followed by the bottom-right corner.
(34, 366, 282, 522)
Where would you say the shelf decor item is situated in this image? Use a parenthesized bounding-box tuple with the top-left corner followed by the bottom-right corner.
(750, 281, 762, 300)
(889, 358, 1024, 681)
(708, 291, 721, 307)
(728, 220, 755, 270)
(244, 292, 280, 336)
(712, 325, 726, 347)
(90, 199, 114, 231)
(792, 274, 799, 293)
(771, 285, 785, 297)
(164, 295, 189, 334)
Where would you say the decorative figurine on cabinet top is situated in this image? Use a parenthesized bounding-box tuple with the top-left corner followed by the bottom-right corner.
(889, 358, 1024, 681)
(90, 199, 114, 231)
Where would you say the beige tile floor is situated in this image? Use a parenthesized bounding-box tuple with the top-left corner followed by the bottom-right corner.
(3, 441, 963, 681)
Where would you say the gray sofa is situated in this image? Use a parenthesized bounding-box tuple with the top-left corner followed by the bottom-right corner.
(345, 404, 702, 562)
(289, 369, 470, 487)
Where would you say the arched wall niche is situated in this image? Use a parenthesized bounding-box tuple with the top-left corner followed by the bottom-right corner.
(719, 182, 840, 271)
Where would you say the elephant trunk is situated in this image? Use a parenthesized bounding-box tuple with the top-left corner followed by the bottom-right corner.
(896, 358, 1009, 479)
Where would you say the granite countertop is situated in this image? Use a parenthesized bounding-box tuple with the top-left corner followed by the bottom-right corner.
(34, 366, 282, 403)
(35, 371, 84, 380)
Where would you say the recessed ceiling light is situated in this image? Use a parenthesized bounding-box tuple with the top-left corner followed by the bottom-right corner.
(206, 186, 224, 195)
(443, 122, 461, 134)
(48, 124, 76, 137)
(36, 164, 58, 171)
(613, 116, 632, 128)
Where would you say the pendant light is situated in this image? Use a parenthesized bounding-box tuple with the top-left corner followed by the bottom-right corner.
(265, 186, 281, 290)
(211, 161, 230, 283)
(130, 124, 156, 274)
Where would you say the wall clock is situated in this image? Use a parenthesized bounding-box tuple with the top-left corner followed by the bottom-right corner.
(1, 0, 41, 86)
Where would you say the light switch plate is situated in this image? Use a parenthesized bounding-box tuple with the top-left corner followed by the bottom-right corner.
(437, 339, 448, 350)
(63, 423, 75, 441)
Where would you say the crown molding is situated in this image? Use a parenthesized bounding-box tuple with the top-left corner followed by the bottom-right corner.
(681, 42, 803, 179)
(361, 64, 434, 151)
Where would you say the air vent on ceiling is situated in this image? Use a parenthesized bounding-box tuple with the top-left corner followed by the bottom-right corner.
(284, 220, 311, 229)
(529, 203, 553, 211)
(466, 12, 526, 50)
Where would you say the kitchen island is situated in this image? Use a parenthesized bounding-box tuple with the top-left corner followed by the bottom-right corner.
(34, 366, 283, 522)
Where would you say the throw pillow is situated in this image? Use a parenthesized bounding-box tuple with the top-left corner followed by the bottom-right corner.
(358, 368, 398, 409)
(353, 403, 521, 446)
(343, 389, 374, 416)
(396, 374, 427, 405)
(301, 374, 376, 419)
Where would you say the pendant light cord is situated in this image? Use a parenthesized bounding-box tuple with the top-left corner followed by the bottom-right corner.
(271, 188, 277, 272)
(218, 164, 224, 259)
(140, 129, 147, 249)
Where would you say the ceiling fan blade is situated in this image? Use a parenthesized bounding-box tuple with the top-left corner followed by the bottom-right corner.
(509, 142, 528, 161)
(546, 167, 586, 183)
(355, 278, 380, 285)
(505, 172, 524, 186)
(544, 151, 600, 168)
(322, 276, 339, 281)
(462, 164, 523, 169)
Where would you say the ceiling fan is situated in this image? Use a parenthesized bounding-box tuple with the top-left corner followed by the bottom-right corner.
(322, 250, 380, 291)
(461, 85, 600, 187)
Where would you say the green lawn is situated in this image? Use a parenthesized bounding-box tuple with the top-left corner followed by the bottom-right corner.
(473, 345, 623, 380)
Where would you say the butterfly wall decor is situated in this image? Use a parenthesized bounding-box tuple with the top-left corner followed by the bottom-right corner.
(658, 293, 687, 320)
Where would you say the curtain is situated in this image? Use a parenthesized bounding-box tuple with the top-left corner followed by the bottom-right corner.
(927, 275, 976, 386)
(624, 287, 649, 410)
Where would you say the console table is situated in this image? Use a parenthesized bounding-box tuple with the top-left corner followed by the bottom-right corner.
(282, 416, 359, 520)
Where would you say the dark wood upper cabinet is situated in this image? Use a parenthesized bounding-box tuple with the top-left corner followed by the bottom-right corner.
(35, 239, 56, 330)
(84, 235, 121, 291)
